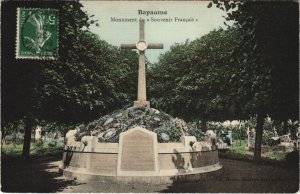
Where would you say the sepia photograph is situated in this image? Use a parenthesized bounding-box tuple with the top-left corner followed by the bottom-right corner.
(1, 0, 299, 193)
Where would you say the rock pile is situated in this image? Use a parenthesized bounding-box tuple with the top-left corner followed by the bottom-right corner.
(75, 106, 205, 143)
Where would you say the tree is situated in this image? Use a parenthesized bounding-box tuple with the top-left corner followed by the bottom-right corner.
(209, 0, 299, 161)
(2, 0, 55, 159)
(149, 1, 298, 162)
(149, 28, 247, 124)
(2, 1, 138, 159)
(39, 31, 138, 124)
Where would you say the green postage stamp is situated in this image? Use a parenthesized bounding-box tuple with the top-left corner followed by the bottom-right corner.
(16, 8, 59, 59)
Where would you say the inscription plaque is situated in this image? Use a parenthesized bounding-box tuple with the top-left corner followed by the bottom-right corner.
(121, 130, 155, 171)
(117, 127, 159, 176)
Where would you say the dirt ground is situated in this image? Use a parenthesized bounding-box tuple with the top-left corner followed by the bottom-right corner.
(1, 155, 299, 193)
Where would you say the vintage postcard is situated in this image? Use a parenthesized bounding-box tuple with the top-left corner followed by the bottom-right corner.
(1, 0, 299, 193)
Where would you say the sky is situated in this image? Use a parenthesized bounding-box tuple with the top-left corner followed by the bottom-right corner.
(81, 1, 229, 63)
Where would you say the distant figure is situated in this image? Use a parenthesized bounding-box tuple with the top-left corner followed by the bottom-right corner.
(35, 126, 42, 140)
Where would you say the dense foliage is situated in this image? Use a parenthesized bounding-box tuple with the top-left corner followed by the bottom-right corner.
(213, 0, 299, 161)
(149, 1, 298, 161)
(149, 28, 246, 122)
(1, 1, 138, 158)
(2, 1, 138, 127)
(39, 31, 138, 124)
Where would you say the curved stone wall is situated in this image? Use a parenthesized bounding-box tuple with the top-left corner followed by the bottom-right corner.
(61, 127, 222, 184)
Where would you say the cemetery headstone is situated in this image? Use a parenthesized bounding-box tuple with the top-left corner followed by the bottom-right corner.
(227, 130, 233, 145)
(247, 128, 256, 148)
(35, 126, 42, 140)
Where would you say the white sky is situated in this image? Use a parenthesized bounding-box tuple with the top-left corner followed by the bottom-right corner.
(81, 1, 228, 62)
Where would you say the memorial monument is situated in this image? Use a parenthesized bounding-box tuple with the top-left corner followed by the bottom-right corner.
(60, 20, 223, 184)
(121, 19, 163, 108)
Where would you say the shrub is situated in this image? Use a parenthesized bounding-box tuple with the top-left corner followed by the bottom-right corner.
(168, 127, 182, 142)
(262, 131, 273, 146)
(190, 129, 205, 141)
(35, 139, 44, 154)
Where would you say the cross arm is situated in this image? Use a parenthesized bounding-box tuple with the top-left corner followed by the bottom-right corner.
(121, 44, 137, 49)
(148, 43, 164, 49)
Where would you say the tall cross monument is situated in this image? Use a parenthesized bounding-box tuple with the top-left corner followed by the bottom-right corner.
(121, 19, 163, 108)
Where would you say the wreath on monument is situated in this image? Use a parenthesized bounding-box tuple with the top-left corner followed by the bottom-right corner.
(75, 106, 206, 143)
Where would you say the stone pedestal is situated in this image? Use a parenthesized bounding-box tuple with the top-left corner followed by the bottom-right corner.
(134, 100, 150, 108)
(62, 127, 223, 184)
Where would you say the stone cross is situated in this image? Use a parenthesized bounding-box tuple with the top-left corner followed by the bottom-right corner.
(121, 19, 163, 108)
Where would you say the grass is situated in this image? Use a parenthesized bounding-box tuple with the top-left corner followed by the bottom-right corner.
(218, 139, 296, 169)
(1, 140, 64, 158)
(231, 140, 247, 155)
(219, 140, 252, 160)
(264, 151, 286, 161)
(228, 139, 288, 161)
(2, 143, 36, 156)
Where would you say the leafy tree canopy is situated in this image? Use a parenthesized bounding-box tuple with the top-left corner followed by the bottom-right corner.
(149, 1, 298, 124)
(2, 1, 138, 128)
(149, 28, 246, 121)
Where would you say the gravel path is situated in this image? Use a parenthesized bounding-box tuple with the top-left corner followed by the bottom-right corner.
(1, 155, 299, 193)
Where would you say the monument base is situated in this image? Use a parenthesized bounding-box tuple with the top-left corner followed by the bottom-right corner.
(134, 100, 150, 108)
(61, 127, 223, 184)
(61, 163, 223, 184)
